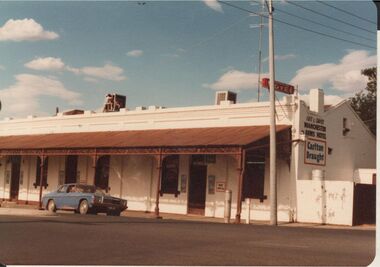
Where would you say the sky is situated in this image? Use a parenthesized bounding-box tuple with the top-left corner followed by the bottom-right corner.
(0, 0, 377, 119)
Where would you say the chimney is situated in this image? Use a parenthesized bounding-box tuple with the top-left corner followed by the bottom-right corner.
(309, 88, 324, 113)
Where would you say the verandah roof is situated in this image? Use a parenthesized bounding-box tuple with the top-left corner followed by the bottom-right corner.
(0, 125, 290, 155)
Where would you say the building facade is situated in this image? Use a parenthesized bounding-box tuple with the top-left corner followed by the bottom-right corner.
(0, 89, 376, 225)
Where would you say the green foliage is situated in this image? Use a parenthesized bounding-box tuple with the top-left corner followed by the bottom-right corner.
(350, 67, 376, 135)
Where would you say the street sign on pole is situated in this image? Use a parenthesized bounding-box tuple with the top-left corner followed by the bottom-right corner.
(261, 78, 295, 95)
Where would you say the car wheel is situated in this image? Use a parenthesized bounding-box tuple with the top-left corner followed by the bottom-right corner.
(47, 200, 56, 213)
(78, 200, 89, 215)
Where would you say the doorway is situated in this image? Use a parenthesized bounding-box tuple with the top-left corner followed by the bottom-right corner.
(10, 156, 21, 201)
(188, 164, 207, 215)
(65, 155, 78, 184)
(95, 155, 110, 191)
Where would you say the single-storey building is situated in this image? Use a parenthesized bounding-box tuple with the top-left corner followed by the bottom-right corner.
(0, 89, 376, 225)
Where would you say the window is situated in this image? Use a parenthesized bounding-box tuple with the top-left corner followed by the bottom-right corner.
(242, 155, 266, 201)
(34, 157, 48, 188)
(343, 117, 350, 136)
(161, 155, 179, 196)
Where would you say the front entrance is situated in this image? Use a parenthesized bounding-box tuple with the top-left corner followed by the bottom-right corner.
(95, 155, 110, 191)
(188, 164, 207, 215)
(65, 155, 78, 184)
(10, 156, 21, 201)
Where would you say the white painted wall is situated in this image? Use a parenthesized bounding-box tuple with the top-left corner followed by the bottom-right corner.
(297, 180, 354, 225)
(353, 168, 376, 184)
(0, 101, 293, 136)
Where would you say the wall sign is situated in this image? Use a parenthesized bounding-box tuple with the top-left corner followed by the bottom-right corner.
(304, 115, 326, 140)
(216, 181, 226, 192)
(5, 170, 10, 184)
(58, 170, 65, 185)
(19, 171, 24, 185)
(180, 174, 187, 193)
(208, 175, 215, 194)
(304, 138, 326, 166)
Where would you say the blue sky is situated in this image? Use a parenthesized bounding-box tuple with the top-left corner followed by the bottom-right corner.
(0, 0, 376, 118)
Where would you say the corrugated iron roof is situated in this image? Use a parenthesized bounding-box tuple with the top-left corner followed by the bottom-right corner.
(0, 125, 290, 150)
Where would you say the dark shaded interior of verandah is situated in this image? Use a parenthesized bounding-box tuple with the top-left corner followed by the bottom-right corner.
(0, 125, 292, 223)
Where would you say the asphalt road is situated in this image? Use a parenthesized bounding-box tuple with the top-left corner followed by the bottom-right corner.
(0, 213, 375, 266)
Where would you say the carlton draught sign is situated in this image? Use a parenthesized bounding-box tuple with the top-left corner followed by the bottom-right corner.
(304, 138, 326, 166)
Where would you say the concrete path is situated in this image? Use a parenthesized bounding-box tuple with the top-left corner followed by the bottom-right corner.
(0, 206, 376, 230)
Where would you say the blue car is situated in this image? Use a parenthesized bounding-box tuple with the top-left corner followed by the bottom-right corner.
(42, 183, 128, 216)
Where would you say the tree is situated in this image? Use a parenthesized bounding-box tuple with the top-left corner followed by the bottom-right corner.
(350, 67, 376, 135)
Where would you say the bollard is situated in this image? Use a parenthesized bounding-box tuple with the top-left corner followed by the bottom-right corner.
(245, 198, 251, 224)
(224, 190, 232, 223)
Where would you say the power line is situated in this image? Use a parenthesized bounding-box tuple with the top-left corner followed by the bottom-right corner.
(273, 6, 375, 42)
(187, 15, 251, 50)
(286, 0, 375, 34)
(316, 0, 376, 25)
(218, 1, 376, 49)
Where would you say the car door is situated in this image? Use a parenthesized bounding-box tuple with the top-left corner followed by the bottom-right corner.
(54, 185, 69, 209)
(65, 184, 79, 210)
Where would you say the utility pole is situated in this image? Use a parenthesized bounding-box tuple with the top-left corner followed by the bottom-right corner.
(257, 0, 264, 102)
(268, 0, 277, 226)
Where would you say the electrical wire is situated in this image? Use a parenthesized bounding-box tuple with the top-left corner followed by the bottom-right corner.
(316, 0, 376, 25)
(273, 6, 375, 42)
(187, 15, 251, 50)
(218, 1, 376, 49)
(286, 0, 375, 34)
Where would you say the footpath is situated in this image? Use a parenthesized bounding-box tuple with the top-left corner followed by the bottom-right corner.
(0, 202, 375, 231)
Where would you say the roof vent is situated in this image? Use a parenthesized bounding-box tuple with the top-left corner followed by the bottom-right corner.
(215, 91, 237, 105)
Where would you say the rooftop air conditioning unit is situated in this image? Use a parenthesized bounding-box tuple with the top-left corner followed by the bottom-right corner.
(215, 91, 237, 105)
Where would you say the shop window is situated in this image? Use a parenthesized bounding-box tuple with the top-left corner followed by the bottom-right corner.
(161, 155, 179, 196)
(242, 156, 266, 202)
(34, 157, 49, 188)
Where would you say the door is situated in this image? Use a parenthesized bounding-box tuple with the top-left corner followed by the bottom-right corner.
(95, 156, 110, 191)
(188, 164, 207, 215)
(353, 184, 376, 225)
(65, 155, 78, 184)
(10, 156, 21, 201)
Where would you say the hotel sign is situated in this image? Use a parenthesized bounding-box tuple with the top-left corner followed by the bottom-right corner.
(261, 78, 295, 94)
(303, 114, 327, 166)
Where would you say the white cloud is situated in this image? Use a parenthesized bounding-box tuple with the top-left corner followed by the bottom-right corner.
(0, 74, 81, 118)
(203, 0, 223, 13)
(263, 53, 296, 62)
(25, 57, 65, 71)
(0, 65, 5, 70)
(290, 50, 376, 93)
(126, 49, 143, 57)
(67, 63, 126, 82)
(0, 18, 59, 41)
(25, 57, 127, 82)
(203, 69, 268, 91)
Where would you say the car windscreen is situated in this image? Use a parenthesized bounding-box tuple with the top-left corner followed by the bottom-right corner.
(76, 185, 97, 193)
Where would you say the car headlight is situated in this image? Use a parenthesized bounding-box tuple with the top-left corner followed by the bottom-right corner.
(92, 195, 102, 204)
